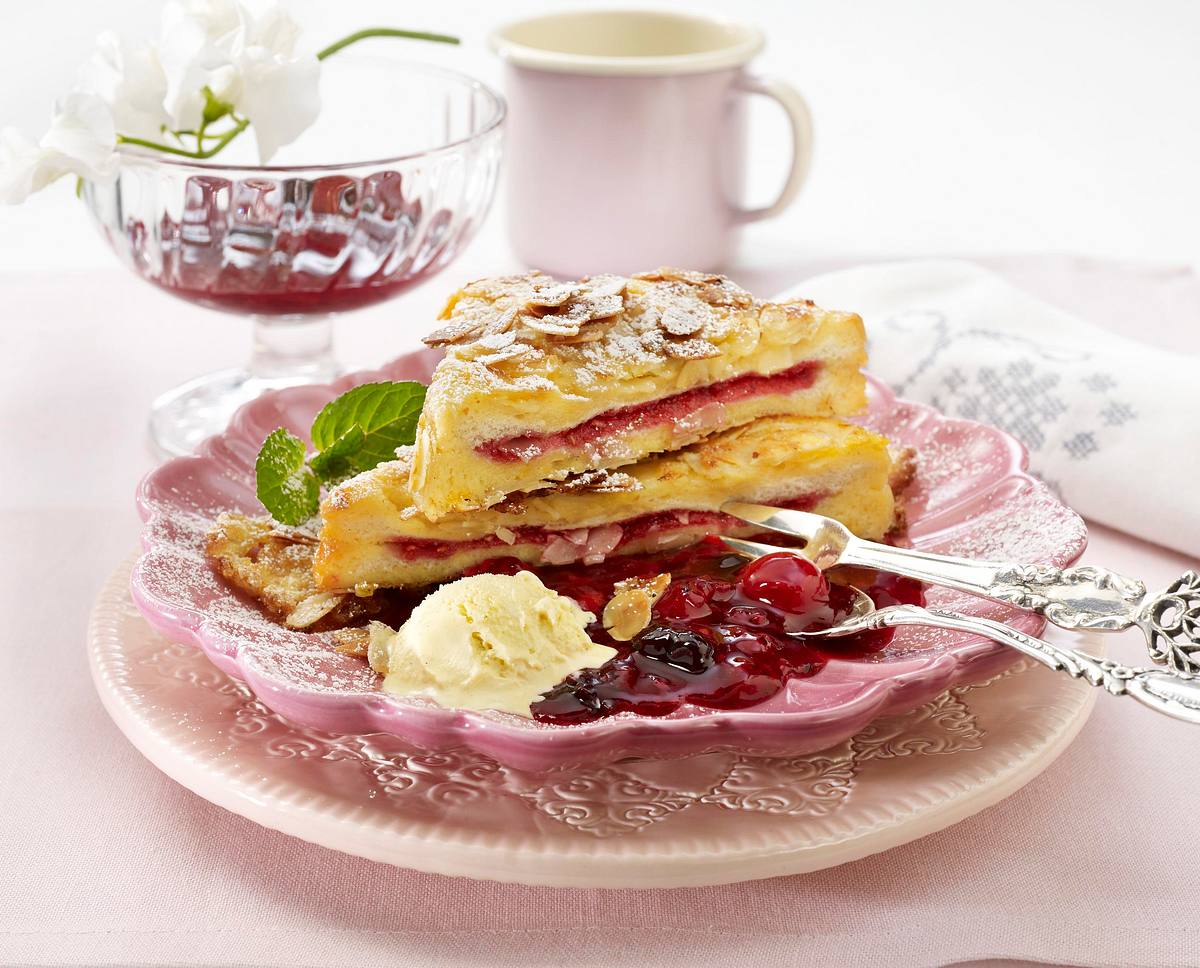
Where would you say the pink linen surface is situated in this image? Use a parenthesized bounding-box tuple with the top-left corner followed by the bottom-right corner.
(2, 257, 1199, 968)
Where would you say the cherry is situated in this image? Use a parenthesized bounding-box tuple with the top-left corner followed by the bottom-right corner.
(654, 576, 734, 622)
(737, 553, 829, 615)
(488, 535, 926, 725)
(636, 626, 715, 674)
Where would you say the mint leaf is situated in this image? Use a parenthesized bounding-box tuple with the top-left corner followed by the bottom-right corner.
(252, 381, 427, 524)
(255, 428, 320, 525)
(308, 425, 365, 484)
(309, 381, 426, 483)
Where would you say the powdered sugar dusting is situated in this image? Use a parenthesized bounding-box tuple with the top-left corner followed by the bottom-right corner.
(132, 360, 1088, 767)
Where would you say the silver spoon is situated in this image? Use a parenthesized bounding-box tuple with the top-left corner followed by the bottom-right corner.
(721, 535, 1200, 725)
(722, 502, 1200, 676)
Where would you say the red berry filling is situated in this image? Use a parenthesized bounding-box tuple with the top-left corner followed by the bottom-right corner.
(463, 536, 924, 725)
(476, 360, 821, 463)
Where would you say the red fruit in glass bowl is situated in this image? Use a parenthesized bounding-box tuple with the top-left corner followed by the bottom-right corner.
(737, 553, 829, 615)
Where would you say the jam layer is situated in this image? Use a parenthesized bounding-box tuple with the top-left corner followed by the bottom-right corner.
(386, 494, 824, 563)
(477, 359, 822, 463)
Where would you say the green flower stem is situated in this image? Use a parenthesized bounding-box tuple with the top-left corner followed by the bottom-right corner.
(118, 118, 249, 159)
(316, 27, 459, 61)
(113, 26, 459, 162)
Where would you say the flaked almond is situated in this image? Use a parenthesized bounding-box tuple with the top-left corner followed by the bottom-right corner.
(424, 306, 518, 347)
(526, 281, 582, 308)
(633, 267, 751, 307)
(633, 268, 725, 285)
(659, 303, 708, 337)
(547, 468, 641, 494)
(285, 591, 345, 629)
(602, 573, 671, 642)
(662, 337, 722, 361)
(332, 627, 371, 658)
(206, 512, 382, 632)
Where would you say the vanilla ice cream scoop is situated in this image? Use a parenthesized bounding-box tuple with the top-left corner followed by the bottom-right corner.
(369, 571, 617, 716)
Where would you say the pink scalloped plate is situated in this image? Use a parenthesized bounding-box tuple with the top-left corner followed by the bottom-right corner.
(131, 352, 1087, 771)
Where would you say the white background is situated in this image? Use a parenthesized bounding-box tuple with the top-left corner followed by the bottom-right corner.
(0, 0, 1196, 524)
(2, 0, 1198, 273)
(3, 7, 1200, 965)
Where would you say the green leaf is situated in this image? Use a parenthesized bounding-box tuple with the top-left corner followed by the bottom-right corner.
(309, 381, 427, 483)
(308, 425, 365, 484)
(255, 429, 320, 525)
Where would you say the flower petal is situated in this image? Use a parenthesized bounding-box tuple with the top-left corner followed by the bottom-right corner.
(78, 31, 170, 140)
(40, 92, 118, 177)
(0, 128, 44, 204)
(158, 0, 247, 129)
(237, 50, 320, 162)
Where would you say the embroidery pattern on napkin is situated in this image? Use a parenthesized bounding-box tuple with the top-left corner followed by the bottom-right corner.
(875, 310, 1140, 496)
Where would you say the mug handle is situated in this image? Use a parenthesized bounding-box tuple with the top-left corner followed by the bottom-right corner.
(732, 74, 814, 224)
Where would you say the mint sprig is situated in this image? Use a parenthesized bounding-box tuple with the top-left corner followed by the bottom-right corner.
(255, 429, 320, 526)
(254, 381, 427, 524)
(310, 381, 427, 483)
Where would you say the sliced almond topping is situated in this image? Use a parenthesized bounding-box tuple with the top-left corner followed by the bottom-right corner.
(633, 268, 725, 285)
(602, 573, 671, 642)
(547, 468, 642, 494)
(476, 342, 539, 367)
(206, 512, 382, 633)
(519, 279, 627, 339)
(332, 627, 371, 658)
(526, 281, 582, 308)
(285, 591, 345, 630)
(662, 337, 722, 360)
(423, 306, 519, 347)
(659, 303, 709, 337)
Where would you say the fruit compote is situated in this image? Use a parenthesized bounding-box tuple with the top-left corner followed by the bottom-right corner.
(462, 536, 924, 725)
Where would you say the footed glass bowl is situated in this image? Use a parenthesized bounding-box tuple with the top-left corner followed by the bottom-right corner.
(82, 61, 504, 456)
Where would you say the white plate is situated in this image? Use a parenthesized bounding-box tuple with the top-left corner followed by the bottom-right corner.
(92, 556, 1097, 888)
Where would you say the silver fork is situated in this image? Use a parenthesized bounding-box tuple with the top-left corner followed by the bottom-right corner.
(722, 502, 1200, 676)
(721, 544, 1200, 725)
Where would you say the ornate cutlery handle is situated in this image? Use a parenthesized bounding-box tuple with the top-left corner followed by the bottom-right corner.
(838, 538, 1200, 675)
(833, 604, 1200, 725)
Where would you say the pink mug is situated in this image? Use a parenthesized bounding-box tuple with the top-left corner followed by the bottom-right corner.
(490, 10, 813, 277)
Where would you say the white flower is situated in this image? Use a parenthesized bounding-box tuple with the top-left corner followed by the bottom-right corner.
(0, 93, 118, 204)
(235, 7, 320, 161)
(157, 0, 244, 131)
(2, 0, 328, 203)
(77, 31, 170, 141)
(157, 0, 320, 161)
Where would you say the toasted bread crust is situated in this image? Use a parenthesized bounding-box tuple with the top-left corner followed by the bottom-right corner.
(409, 268, 867, 518)
(206, 513, 382, 631)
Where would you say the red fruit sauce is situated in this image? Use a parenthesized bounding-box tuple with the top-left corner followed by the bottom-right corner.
(476, 360, 822, 463)
(148, 269, 432, 316)
(385, 498, 824, 563)
(460, 536, 924, 725)
(127, 172, 455, 316)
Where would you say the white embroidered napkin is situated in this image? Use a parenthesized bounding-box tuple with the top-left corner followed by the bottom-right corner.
(780, 260, 1200, 556)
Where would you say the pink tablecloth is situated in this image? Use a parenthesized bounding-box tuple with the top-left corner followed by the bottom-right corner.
(2, 256, 1198, 968)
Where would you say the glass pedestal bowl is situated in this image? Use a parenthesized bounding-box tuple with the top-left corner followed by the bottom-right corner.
(82, 60, 504, 456)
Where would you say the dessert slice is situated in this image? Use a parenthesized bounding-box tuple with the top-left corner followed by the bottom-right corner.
(410, 268, 867, 519)
(315, 416, 898, 593)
